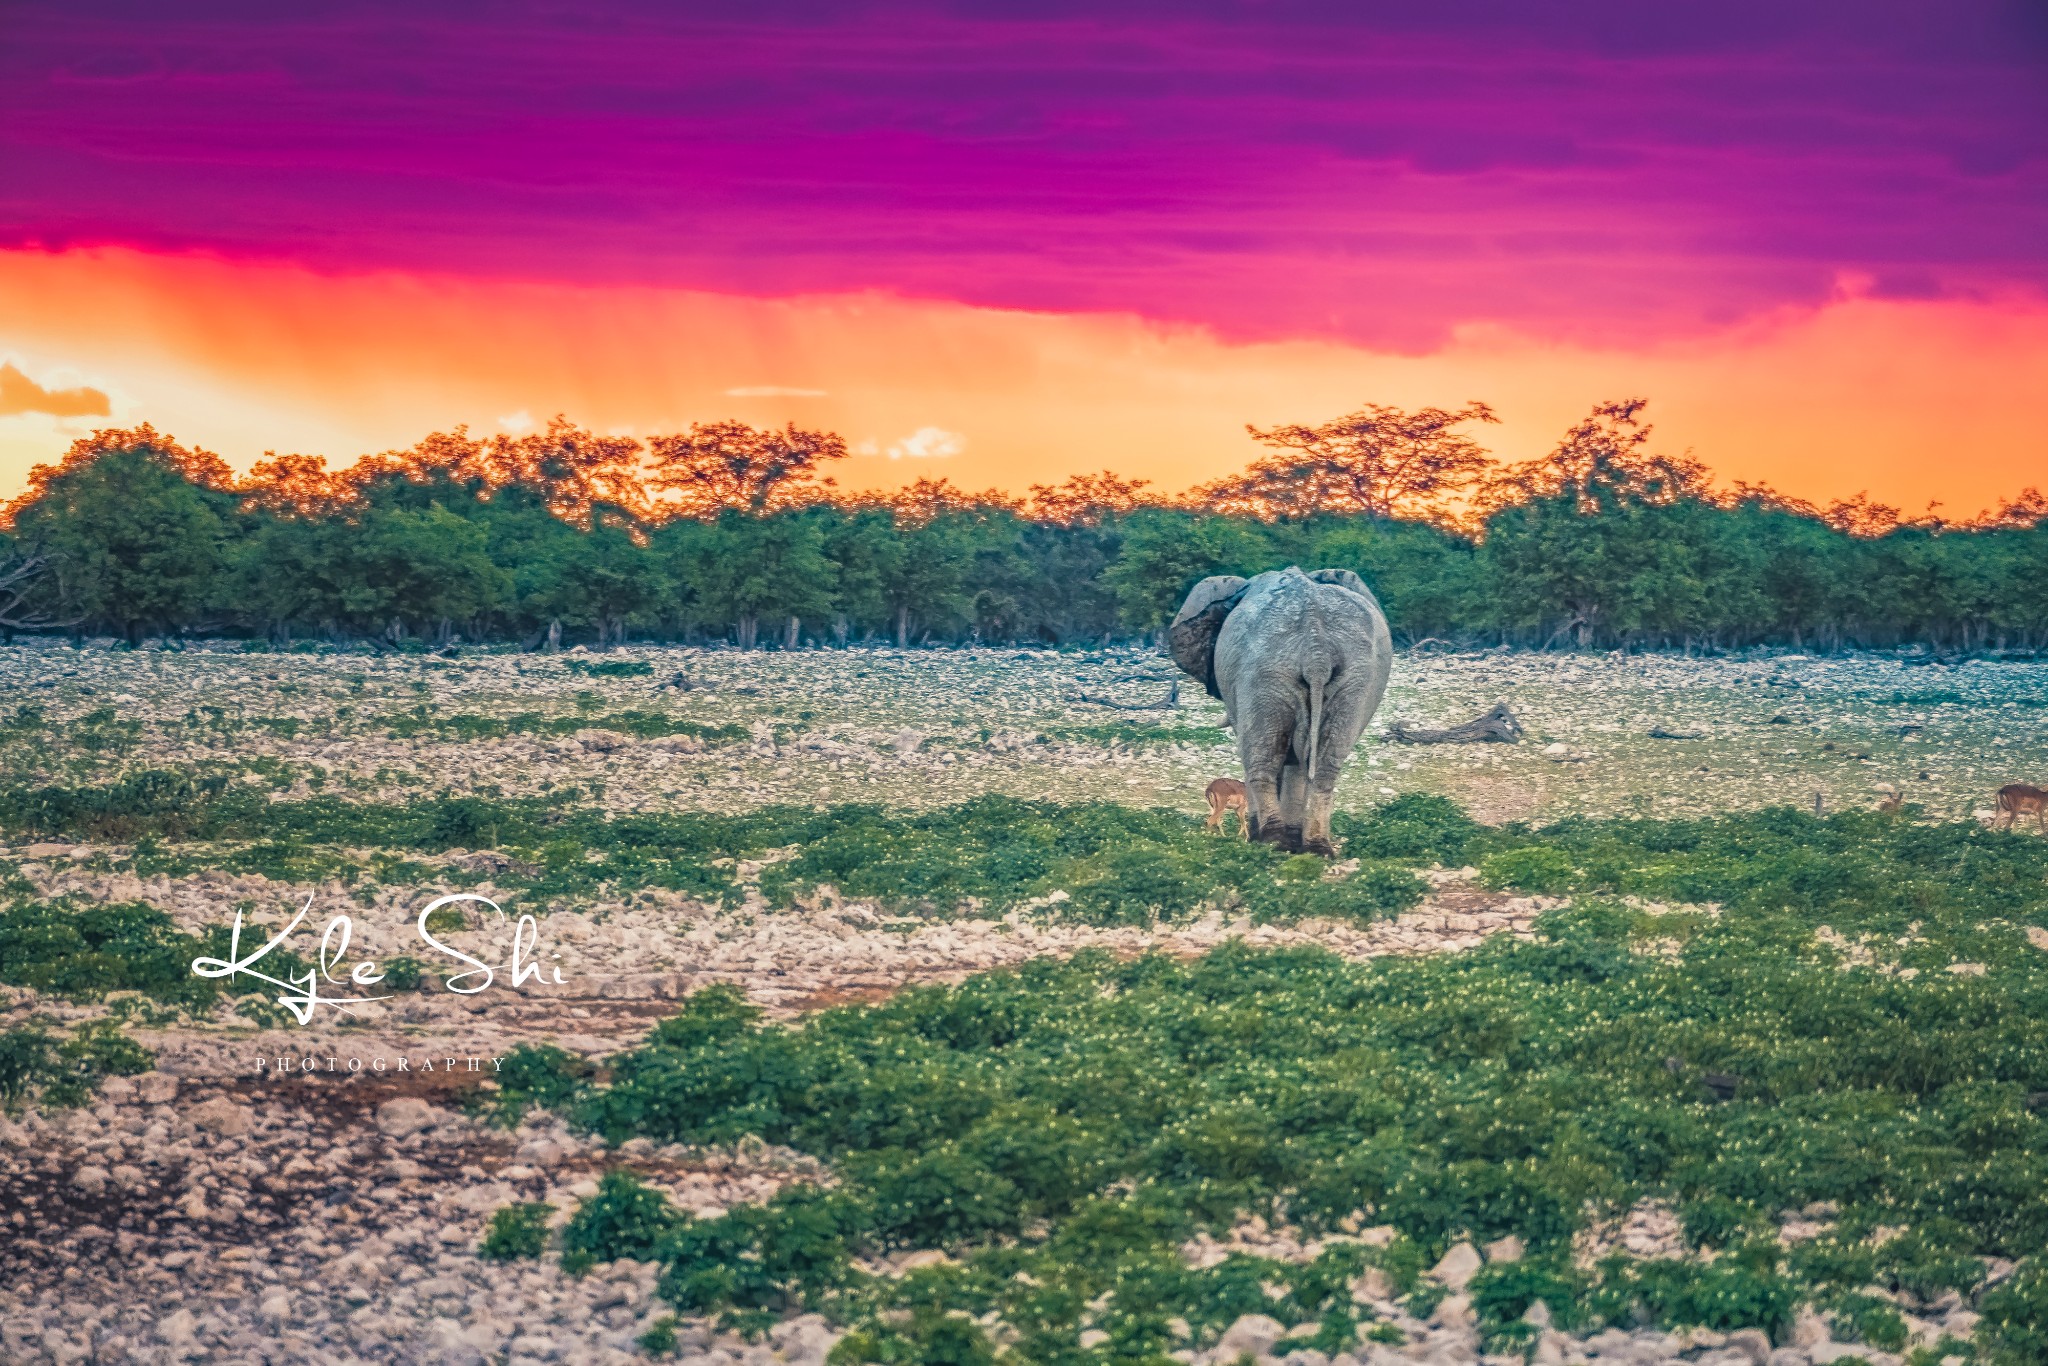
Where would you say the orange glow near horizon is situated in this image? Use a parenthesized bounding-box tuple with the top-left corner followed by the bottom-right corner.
(2, 246, 2044, 517)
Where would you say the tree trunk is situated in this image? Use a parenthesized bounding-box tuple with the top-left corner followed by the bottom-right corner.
(545, 618, 562, 653)
(784, 615, 800, 650)
(737, 614, 758, 650)
(894, 605, 910, 648)
(833, 615, 849, 648)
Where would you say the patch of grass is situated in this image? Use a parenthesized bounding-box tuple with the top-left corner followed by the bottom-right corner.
(566, 659, 655, 678)
(1049, 722, 1231, 747)
(0, 1018, 154, 1110)
(545, 802, 2048, 1353)
(381, 707, 745, 744)
(560, 1170, 686, 1273)
(485, 1042, 596, 1127)
(0, 899, 313, 1010)
(479, 1202, 555, 1260)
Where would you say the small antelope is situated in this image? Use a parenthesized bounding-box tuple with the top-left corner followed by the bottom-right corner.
(1995, 783, 2047, 832)
(1204, 777, 1250, 838)
(1874, 784, 1903, 815)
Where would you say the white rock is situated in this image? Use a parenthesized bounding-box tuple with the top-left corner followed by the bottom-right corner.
(1217, 1314, 1286, 1358)
(137, 1074, 180, 1105)
(1786, 1306, 1831, 1349)
(376, 1097, 447, 1138)
(1483, 1234, 1524, 1263)
(1349, 1268, 1394, 1304)
(156, 1308, 196, 1344)
(1430, 1241, 1483, 1290)
(70, 1165, 110, 1195)
(422, 1317, 487, 1365)
(186, 1096, 253, 1136)
(769, 1314, 842, 1366)
(1726, 1329, 1773, 1365)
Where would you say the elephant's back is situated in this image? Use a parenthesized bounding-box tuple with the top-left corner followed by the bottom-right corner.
(1216, 570, 1386, 677)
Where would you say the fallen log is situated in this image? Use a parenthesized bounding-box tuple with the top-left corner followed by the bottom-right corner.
(1387, 702, 1523, 745)
(1648, 726, 1706, 740)
(1072, 683, 1179, 711)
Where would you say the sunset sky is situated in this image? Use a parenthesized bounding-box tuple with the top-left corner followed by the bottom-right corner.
(2, 1, 2044, 511)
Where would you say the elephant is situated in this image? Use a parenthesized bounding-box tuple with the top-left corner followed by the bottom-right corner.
(1167, 566, 1393, 855)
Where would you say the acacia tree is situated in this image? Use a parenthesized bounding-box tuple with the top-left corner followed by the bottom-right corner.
(6, 427, 237, 642)
(482, 417, 644, 524)
(1024, 471, 1155, 526)
(646, 421, 846, 520)
(523, 508, 663, 648)
(1480, 400, 1722, 648)
(1103, 509, 1274, 637)
(1198, 401, 1498, 522)
(670, 511, 835, 648)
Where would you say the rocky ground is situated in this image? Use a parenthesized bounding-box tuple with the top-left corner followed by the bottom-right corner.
(1, 640, 2040, 1363)
(2, 861, 1567, 1364)
(3, 639, 2043, 824)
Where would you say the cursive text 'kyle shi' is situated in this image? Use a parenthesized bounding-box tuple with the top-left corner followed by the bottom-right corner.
(190, 893, 567, 1024)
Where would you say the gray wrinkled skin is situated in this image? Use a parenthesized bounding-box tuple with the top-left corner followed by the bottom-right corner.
(1169, 566, 1392, 854)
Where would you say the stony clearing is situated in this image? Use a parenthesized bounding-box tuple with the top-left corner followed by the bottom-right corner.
(1, 640, 2042, 1365)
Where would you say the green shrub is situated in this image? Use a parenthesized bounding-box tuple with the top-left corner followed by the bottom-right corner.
(0, 1027, 53, 1106)
(0, 1020, 154, 1110)
(479, 1202, 554, 1260)
(1479, 846, 1578, 893)
(1470, 1258, 1587, 1333)
(1981, 1258, 2048, 1366)
(0, 768, 240, 840)
(560, 1171, 684, 1270)
(0, 899, 309, 1008)
(1333, 792, 1485, 862)
(567, 659, 654, 677)
(638, 1316, 681, 1357)
(1589, 1250, 1801, 1334)
(490, 1042, 596, 1125)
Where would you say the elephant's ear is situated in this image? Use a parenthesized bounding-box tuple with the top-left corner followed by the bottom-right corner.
(1168, 575, 1250, 699)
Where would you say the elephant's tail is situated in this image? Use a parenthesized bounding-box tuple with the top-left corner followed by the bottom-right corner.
(1297, 665, 1329, 780)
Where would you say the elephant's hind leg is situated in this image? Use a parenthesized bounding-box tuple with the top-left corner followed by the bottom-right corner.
(1275, 763, 1310, 852)
(1302, 786, 1340, 857)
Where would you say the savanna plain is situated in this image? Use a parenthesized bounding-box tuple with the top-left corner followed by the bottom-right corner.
(2, 641, 2047, 1366)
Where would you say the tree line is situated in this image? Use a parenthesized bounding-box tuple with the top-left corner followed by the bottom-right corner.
(2, 401, 2043, 652)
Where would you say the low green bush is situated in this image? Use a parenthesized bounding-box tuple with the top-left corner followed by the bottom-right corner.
(1981, 1258, 2048, 1366)
(567, 659, 655, 677)
(488, 1042, 597, 1126)
(560, 1170, 685, 1272)
(0, 1020, 154, 1110)
(549, 794, 2048, 1353)
(479, 1202, 555, 1260)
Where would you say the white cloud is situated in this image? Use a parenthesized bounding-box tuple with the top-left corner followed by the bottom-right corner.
(497, 409, 534, 433)
(724, 385, 828, 398)
(887, 426, 965, 460)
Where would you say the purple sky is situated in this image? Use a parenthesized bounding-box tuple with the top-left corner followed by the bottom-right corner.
(2, 0, 2045, 346)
